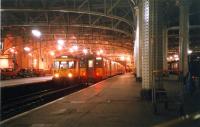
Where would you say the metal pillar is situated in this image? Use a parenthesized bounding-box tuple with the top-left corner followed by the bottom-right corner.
(134, 6, 142, 79)
(179, 0, 189, 76)
(141, 0, 152, 90)
(140, 0, 164, 98)
(163, 26, 168, 71)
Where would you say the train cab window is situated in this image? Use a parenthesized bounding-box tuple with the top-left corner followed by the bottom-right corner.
(80, 60, 87, 68)
(60, 61, 67, 69)
(54, 61, 60, 69)
(95, 57, 103, 67)
(88, 60, 94, 68)
(68, 61, 75, 69)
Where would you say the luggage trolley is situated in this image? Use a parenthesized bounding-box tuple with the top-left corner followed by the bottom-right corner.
(152, 70, 168, 114)
(152, 70, 185, 115)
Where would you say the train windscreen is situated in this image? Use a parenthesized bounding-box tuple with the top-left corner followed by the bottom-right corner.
(95, 58, 103, 67)
(54, 61, 75, 69)
(80, 60, 87, 68)
(54, 61, 59, 69)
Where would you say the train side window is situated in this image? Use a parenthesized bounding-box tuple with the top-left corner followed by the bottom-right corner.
(68, 61, 75, 69)
(54, 61, 59, 69)
(88, 60, 93, 68)
(60, 61, 67, 69)
(95, 58, 103, 67)
(80, 60, 87, 68)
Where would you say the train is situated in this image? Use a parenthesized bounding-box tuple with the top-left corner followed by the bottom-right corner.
(52, 54, 125, 85)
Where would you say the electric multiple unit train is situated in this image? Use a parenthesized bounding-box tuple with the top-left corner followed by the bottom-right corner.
(52, 54, 125, 84)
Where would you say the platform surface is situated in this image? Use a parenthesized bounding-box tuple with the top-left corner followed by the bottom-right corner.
(0, 76, 52, 88)
(1, 74, 199, 127)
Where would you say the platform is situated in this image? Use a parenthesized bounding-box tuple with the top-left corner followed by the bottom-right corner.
(1, 74, 199, 127)
(0, 76, 53, 88)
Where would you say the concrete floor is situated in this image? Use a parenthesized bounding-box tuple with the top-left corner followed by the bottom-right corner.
(0, 76, 52, 88)
(1, 74, 199, 127)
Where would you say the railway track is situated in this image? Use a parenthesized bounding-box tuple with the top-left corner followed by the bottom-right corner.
(1, 83, 87, 121)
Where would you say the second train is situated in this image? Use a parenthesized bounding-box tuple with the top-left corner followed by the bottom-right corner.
(52, 54, 126, 85)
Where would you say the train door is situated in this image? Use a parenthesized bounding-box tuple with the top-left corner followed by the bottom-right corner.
(87, 59, 94, 81)
(109, 60, 111, 77)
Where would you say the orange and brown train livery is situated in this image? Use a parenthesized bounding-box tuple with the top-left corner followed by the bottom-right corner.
(52, 54, 125, 85)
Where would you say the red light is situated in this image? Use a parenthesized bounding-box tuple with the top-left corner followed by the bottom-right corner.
(82, 72, 86, 76)
(96, 72, 99, 76)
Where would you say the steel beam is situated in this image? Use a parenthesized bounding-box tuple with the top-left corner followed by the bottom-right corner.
(1, 9, 133, 28)
(92, 0, 121, 25)
(167, 25, 200, 31)
(179, 0, 190, 76)
(1, 24, 132, 37)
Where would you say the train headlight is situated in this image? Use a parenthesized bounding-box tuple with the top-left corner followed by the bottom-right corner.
(68, 73, 73, 78)
(54, 73, 59, 78)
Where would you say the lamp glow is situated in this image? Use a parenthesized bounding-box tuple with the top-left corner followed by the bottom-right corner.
(72, 45, 78, 51)
(99, 49, 103, 54)
(10, 48, 15, 53)
(32, 29, 41, 37)
(83, 49, 88, 54)
(120, 56, 125, 61)
(57, 39, 65, 46)
(24, 47, 31, 52)
(68, 73, 73, 78)
(54, 73, 59, 78)
(69, 48, 74, 53)
(49, 51, 55, 56)
(188, 50, 192, 54)
(57, 45, 63, 50)
(28, 53, 32, 56)
(126, 57, 131, 61)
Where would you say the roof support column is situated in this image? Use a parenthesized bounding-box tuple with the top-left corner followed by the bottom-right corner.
(140, 0, 164, 99)
(179, 0, 189, 76)
(134, 5, 142, 80)
(163, 26, 168, 71)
